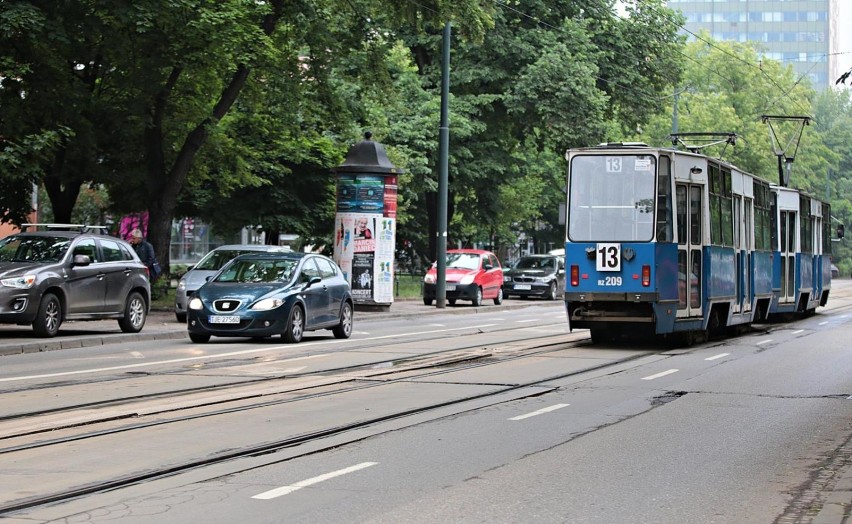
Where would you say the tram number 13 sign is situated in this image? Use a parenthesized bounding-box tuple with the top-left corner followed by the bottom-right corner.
(596, 243, 621, 272)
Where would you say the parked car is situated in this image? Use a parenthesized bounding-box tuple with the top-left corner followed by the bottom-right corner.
(502, 254, 565, 300)
(0, 227, 150, 337)
(422, 249, 504, 306)
(186, 252, 352, 343)
(175, 244, 291, 322)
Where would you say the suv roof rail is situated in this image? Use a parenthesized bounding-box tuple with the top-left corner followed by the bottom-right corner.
(22, 223, 110, 234)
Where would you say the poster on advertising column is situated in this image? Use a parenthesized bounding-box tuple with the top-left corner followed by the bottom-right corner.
(373, 217, 396, 302)
(351, 253, 374, 301)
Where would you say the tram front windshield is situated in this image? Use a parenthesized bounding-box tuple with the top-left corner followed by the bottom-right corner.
(568, 155, 656, 242)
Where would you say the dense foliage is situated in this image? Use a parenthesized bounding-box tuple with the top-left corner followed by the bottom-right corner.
(2, 0, 851, 274)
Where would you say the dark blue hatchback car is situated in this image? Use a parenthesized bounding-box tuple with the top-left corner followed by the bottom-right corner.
(186, 252, 353, 343)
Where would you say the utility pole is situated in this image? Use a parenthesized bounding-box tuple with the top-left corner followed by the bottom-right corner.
(436, 22, 451, 309)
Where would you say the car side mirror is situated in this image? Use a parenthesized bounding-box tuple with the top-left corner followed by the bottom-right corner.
(73, 254, 91, 266)
(483, 263, 493, 270)
(303, 276, 322, 289)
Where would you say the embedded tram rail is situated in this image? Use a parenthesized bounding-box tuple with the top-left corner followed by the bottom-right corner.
(0, 326, 659, 515)
(3, 284, 851, 517)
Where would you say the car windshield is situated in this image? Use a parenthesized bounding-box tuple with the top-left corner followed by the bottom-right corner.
(0, 235, 71, 263)
(515, 257, 555, 270)
(215, 258, 298, 284)
(446, 253, 481, 270)
(195, 249, 261, 271)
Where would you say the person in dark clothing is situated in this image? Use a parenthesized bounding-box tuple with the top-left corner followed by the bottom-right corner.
(128, 228, 159, 285)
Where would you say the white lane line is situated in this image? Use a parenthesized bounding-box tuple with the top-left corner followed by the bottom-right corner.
(509, 403, 570, 421)
(0, 324, 499, 383)
(252, 462, 378, 500)
(819, 321, 828, 326)
(705, 353, 730, 361)
(792, 329, 804, 334)
(129, 351, 144, 359)
(515, 319, 538, 323)
(641, 369, 679, 381)
(756, 339, 772, 345)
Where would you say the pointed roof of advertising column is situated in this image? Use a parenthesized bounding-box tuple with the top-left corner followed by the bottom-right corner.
(334, 131, 404, 174)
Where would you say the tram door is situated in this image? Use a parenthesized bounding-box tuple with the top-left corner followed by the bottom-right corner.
(733, 196, 752, 314)
(743, 198, 753, 313)
(779, 210, 797, 304)
(676, 183, 703, 318)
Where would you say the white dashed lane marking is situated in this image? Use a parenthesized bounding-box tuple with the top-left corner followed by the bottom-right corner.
(705, 353, 729, 361)
(509, 403, 570, 421)
(252, 462, 378, 500)
(757, 339, 772, 345)
(641, 369, 679, 381)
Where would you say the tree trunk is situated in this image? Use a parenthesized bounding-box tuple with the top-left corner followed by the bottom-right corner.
(140, 1, 286, 275)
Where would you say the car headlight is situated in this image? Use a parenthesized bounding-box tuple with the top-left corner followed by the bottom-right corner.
(1, 275, 36, 289)
(503, 275, 511, 282)
(177, 279, 186, 291)
(535, 276, 552, 283)
(423, 274, 436, 284)
(188, 297, 203, 310)
(459, 273, 475, 285)
(251, 298, 284, 311)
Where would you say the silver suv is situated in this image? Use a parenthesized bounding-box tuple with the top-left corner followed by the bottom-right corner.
(0, 227, 151, 337)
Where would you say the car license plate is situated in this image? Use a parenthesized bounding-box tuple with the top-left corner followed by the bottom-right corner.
(209, 315, 240, 324)
(445, 284, 456, 291)
(514, 284, 531, 290)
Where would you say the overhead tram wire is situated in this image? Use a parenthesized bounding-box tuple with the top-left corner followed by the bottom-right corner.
(633, 0, 813, 118)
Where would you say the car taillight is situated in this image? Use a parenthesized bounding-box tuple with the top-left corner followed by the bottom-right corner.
(570, 265, 579, 286)
(642, 265, 650, 287)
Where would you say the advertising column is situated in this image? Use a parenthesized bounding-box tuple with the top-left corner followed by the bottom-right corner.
(332, 133, 402, 307)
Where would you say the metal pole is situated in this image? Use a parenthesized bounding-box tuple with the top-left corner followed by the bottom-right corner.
(672, 89, 679, 134)
(436, 22, 451, 309)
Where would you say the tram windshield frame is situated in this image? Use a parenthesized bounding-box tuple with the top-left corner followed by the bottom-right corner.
(568, 154, 657, 242)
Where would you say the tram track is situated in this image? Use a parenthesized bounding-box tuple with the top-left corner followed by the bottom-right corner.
(0, 322, 582, 426)
(0, 330, 656, 515)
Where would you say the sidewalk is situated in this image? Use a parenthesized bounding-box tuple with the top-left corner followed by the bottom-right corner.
(0, 298, 545, 357)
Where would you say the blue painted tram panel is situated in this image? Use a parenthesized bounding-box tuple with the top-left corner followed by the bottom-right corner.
(769, 185, 832, 316)
(563, 143, 777, 342)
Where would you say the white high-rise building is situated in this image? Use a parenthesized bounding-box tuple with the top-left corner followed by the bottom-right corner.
(666, 0, 839, 90)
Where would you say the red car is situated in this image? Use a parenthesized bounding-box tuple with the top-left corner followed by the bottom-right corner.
(422, 249, 504, 306)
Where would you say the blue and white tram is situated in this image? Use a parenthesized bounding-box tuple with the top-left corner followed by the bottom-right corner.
(563, 142, 785, 343)
(769, 185, 832, 316)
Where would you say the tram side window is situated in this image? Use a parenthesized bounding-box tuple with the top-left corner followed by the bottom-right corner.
(756, 183, 772, 251)
(822, 203, 832, 255)
(657, 156, 673, 242)
(709, 165, 722, 245)
(800, 195, 813, 254)
(708, 164, 734, 246)
(676, 186, 687, 245)
(721, 167, 733, 246)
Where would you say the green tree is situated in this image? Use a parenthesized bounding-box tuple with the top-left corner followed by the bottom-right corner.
(0, 0, 494, 270)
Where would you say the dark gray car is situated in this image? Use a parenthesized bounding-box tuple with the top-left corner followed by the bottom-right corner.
(502, 254, 565, 300)
(0, 230, 151, 337)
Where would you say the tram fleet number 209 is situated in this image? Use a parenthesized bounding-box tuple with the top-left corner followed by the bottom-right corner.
(596, 243, 622, 286)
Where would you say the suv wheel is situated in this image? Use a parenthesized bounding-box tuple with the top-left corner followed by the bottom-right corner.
(33, 293, 62, 338)
(118, 292, 147, 333)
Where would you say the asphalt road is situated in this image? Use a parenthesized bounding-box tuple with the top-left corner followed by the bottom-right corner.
(2, 288, 851, 523)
